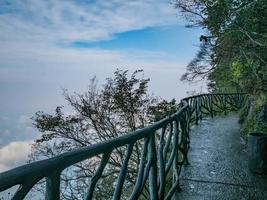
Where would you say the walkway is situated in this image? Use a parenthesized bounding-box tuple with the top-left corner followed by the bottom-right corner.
(175, 115, 267, 200)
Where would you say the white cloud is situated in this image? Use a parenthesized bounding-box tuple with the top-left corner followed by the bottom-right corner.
(0, 1, 195, 100)
(0, 38, 202, 100)
(0, 0, 180, 44)
(0, 140, 33, 172)
(0, 1, 190, 98)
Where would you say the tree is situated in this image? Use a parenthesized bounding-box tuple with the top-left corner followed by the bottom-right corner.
(175, 0, 267, 94)
(29, 69, 178, 199)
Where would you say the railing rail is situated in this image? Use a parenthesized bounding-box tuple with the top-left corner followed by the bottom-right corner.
(0, 93, 247, 200)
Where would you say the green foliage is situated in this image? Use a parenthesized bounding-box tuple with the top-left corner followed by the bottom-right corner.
(240, 94, 267, 137)
(148, 99, 179, 121)
(175, 0, 267, 94)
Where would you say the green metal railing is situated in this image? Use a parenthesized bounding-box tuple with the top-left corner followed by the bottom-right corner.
(0, 93, 246, 200)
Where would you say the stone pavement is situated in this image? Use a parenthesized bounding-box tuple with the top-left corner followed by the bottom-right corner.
(174, 115, 267, 200)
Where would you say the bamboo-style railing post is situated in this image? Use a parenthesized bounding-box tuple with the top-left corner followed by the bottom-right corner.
(148, 134, 159, 200)
(46, 170, 61, 200)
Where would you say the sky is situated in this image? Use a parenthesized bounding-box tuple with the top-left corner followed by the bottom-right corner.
(0, 0, 205, 174)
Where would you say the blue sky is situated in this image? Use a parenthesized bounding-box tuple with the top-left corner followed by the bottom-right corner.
(71, 25, 199, 57)
(0, 0, 205, 175)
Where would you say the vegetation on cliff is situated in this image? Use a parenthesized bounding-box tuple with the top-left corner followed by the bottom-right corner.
(174, 0, 267, 136)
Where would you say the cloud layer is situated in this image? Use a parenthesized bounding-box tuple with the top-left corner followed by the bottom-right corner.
(0, 0, 180, 43)
(0, 140, 33, 172)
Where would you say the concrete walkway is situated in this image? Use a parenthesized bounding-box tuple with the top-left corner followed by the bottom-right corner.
(175, 115, 267, 200)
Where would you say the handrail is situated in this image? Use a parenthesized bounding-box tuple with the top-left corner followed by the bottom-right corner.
(0, 93, 247, 200)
